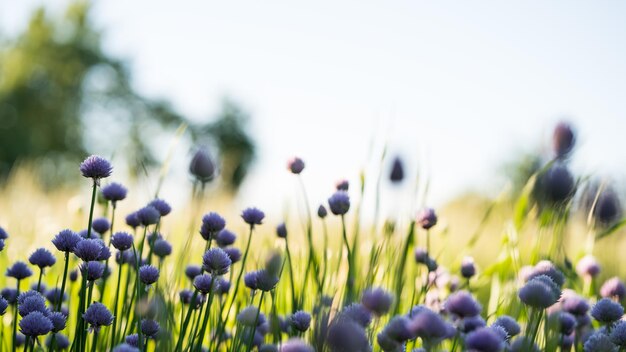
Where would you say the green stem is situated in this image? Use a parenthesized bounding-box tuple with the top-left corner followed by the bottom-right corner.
(284, 238, 297, 311)
(341, 215, 354, 304)
(36, 269, 43, 293)
(194, 281, 216, 352)
(246, 292, 265, 352)
(57, 252, 70, 311)
(12, 280, 19, 352)
(110, 262, 124, 346)
(174, 290, 200, 351)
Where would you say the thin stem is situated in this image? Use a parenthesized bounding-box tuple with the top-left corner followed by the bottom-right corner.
(36, 269, 44, 293)
(12, 280, 20, 352)
(174, 290, 200, 351)
(246, 291, 265, 352)
(341, 215, 354, 304)
(57, 252, 70, 311)
(194, 280, 216, 352)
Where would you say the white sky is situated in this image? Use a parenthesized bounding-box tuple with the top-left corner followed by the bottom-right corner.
(2, 0, 626, 215)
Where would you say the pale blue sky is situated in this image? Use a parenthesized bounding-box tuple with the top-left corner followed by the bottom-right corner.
(2, 1, 626, 215)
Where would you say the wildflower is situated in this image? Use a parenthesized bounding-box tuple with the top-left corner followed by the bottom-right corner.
(80, 155, 113, 181)
(552, 121, 575, 159)
(444, 290, 482, 318)
(125, 212, 141, 229)
(141, 319, 160, 338)
(185, 265, 202, 280)
(69, 270, 78, 282)
(138, 265, 160, 286)
(489, 325, 509, 341)
(317, 205, 328, 218)
(149, 198, 172, 217)
(29, 248, 56, 268)
(92, 217, 111, 234)
(6, 261, 33, 280)
(583, 332, 618, 352)
(45, 288, 67, 306)
(82, 261, 105, 281)
(200, 212, 226, 240)
(0, 297, 7, 315)
(259, 344, 279, 352)
(536, 164, 576, 204)
(193, 274, 216, 294)
(98, 244, 111, 261)
(0, 239, 3, 252)
(52, 229, 83, 253)
(203, 248, 232, 275)
(381, 315, 414, 342)
(83, 302, 114, 332)
(19, 311, 53, 336)
(414, 247, 429, 263)
(610, 321, 626, 347)
(328, 191, 350, 216)
(510, 336, 540, 352)
(276, 223, 287, 238)
(255, 269, 279, 292)
(341, 303, 372, 328)
(601, 277, 626, 300)
(153, 239, 172, 258)
(361, 287, 393, 316)
(389, 157, 404, 182)
(591, 298, 624, 324)
(518, 275, 560, 309)
(409, 308, 454, 342)
(101, 182, 128, 205)
(287, 157, 305, 174)
(242, 207, 265, 226)
(290, 311, 312, 332)
(245, 271, 259, 290)
(464, 327, 506, 352)
(548, 311, 576, 335)
(459, 315, 486, 333)
(126, 334, 139, 346)
(0, 226, 8, 239)
(215, 229, 237, 247)
(562, 293, 590, 316)
(280, 339, 314, 352)
(492, 315, 520, 337)
(46, 333, 70, 349)
(179, 290, 204, 308)
(576, 255, 601, 278)
(527, 260, 565, 287)
(189, 148, 217, 183)
(48, 311, 67, 332)
(326, 319, 370, 352)
(74, 239, 104, 261)
(1, 288, 18, 304)
(136, 206, 160, 227)
(215, 278, 231, 295)
(111, 232, 134, 251)
(461, 256, 476, 279)
(237, 306, 263, 326)
(18, 294, 47, 317)
(417, 208, 437, 230)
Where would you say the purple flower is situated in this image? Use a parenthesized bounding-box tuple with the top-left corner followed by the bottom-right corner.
(610, 321, 626, 347)
(200, 212, 226, 240)
(459, 315, 486, 333)
(47, 333, 70, 349)
(112, 343, 139, 352)
(341, 303, 372, 328)
(6, 261, 33, 280)
(193, 274, 216, 294)
(276, 223, 287, 238)
(1, 288, 18, 304)
(527, 260, 565, 287)
(215, 278, 231, 295)
(189, 148, 217, 183)
(19, 311, 53, 336)
(179, 290, 204, 308)
(361, 287, 393, 316)
(45, 288, 67, 306)
(0, 239, 4, 252)
(49, 311, 67, 332)
(583, 332, 618, 352)
(149, 198, 172, 217)
(255, 269, 279, 292)
(326, 319, 370, 352)
(126, 333, 139, 346)
(414, 247, 429, 263)
(242, 207, 265, 226)
(138, 265, 159, 286)
(465, 327, 506, 352)
(136, 206, 160, 227)
(111, 232, 134, 251)
(237, 306, 263, 326)
(224, 247, 242, 263)
(0, 226, 8, 239)
(140, 319, 160, 338)
(518, 275, 560, 309)
(409, 308, 455, 342)
(328, 191, 350, 216)
(536, 164, 576, 204)
(380, 315, 414, 342)
(18, 294, 47, 317)
(244, 271, 259, 290)
(601, 277, 626, 300)
(317, 205, 328, 219)
(74, 239, 103, 262)
(185, 265, 202, 280)
(80, 155, 112, 180)
(417, 207, 437, 230)
(492, 315, 520, 337)
(280, 339, 314, 352)
(29, 248, 56, 268)
(215, 229, 236, 247)
(548, 311, 576, 335)
(202, 248, 232, 276)
(125, 212, 141, 229)
(52, 229, 82, 253)
(81, 261, 105, 281)
(461, 257, 476, 279)
(0, 297, 8, 315)
(389, 156, 405, 183)
(69, 270, 78, 282)
(290, 311, 311, 332)
(83, 302, 113, 331)
(153, 239, 172, 258)
(101, 182, 127, 204)
(576, 255, 601, 278)
(445, 290, 482, 318)
(287, 157, 305, 174)
(92, 217, 111, 234)
(591, 298, 624, 324)
(553, 121, 575, 159)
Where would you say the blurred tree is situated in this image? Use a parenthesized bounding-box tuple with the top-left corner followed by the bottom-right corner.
(0, 2, 256, 191)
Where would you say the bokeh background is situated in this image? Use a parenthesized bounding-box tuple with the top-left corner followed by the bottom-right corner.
(1, 0, 626, 267)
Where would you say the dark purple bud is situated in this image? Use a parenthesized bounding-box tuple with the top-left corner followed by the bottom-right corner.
(91, 217, 111, 235)
(189, 148, 217, 183)
(328, 191, 350, 216)
(287, 157, 305, 174)
(148, 198, 171, 217)
(552, 121, 575, 159)
(389, 157, 405, 183)
(416, 207, 437, 230)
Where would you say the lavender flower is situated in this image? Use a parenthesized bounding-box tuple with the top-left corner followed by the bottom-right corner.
(287, 157, 305, 174)
(317, 205, 328, 218)
(153, 239, 172, 258)
(0, 226, 8, 239)
(74, 239, 104, 262)
(527, 260, 565, 287)
(139, 265, 160, 286)
(361, 287, 393, 316)
(276, 223, 287, 238)
(601, 277, 626, 300)
(255, 269, 279, 292)
(610, 321, 626, 347)
(591, 298, 624, 324)
(19, 311, 53, 336)
(189, 148, 217, 183)
(518, 275, 560, 309)
(200, 212, 226, 240)
(48, 311, 67, 332)
(245, 271, 259, 290)
(583, 332, 618, 352)
(537, 164, 576, 204)
(1, 288, 18, 304)
(409, 307, 455, 342)
(147, 199, 171, 217)
(101, 182, 128, 205)
(45, 288, 67, 306)
(341, 303, 372, 328)
(91, 217, 111, 234)
(389, 157, 404, 182)
(444, 290, 482, 318)
(83, 302, 113, 332)
(576, 255, 601, 278)
(203, 248, 232, 275)
(111, 232, 134, 251)
(326, 319, 370, 352)
(549, 311, 576, 335)
(6, 261, 33, 280)
(290, 311, 311, 332)
(237, 306, 263, 326)
(193, 274, 216, 294)
(459, 315, 486, 333)
(224, 247, 242, 263)
(492, 315, 520, 337)
(80, 155, 113, 180)
(215, 229, 236, 247)
(29, 248, 56, 268)
(185, 265, 202, 280)
(125, 212, 141, 229)
(18, 294, 47, 316)
(242, 207, 265, 226)
(464, 327, 506, 352)
(140, 319, 160, 338)
(328, 191, 350, 216)
(417, 207, 437, 229)
(52, 229, 82, 253)
(510, 336, 540, 352)
(0, 239, 4, 252)
(126, 334, 139, 346)
(136, 206, 160, 227)
(113, 343, 140, 352)
(381, 315, 414, 342)
(81, 261, 105, 281)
